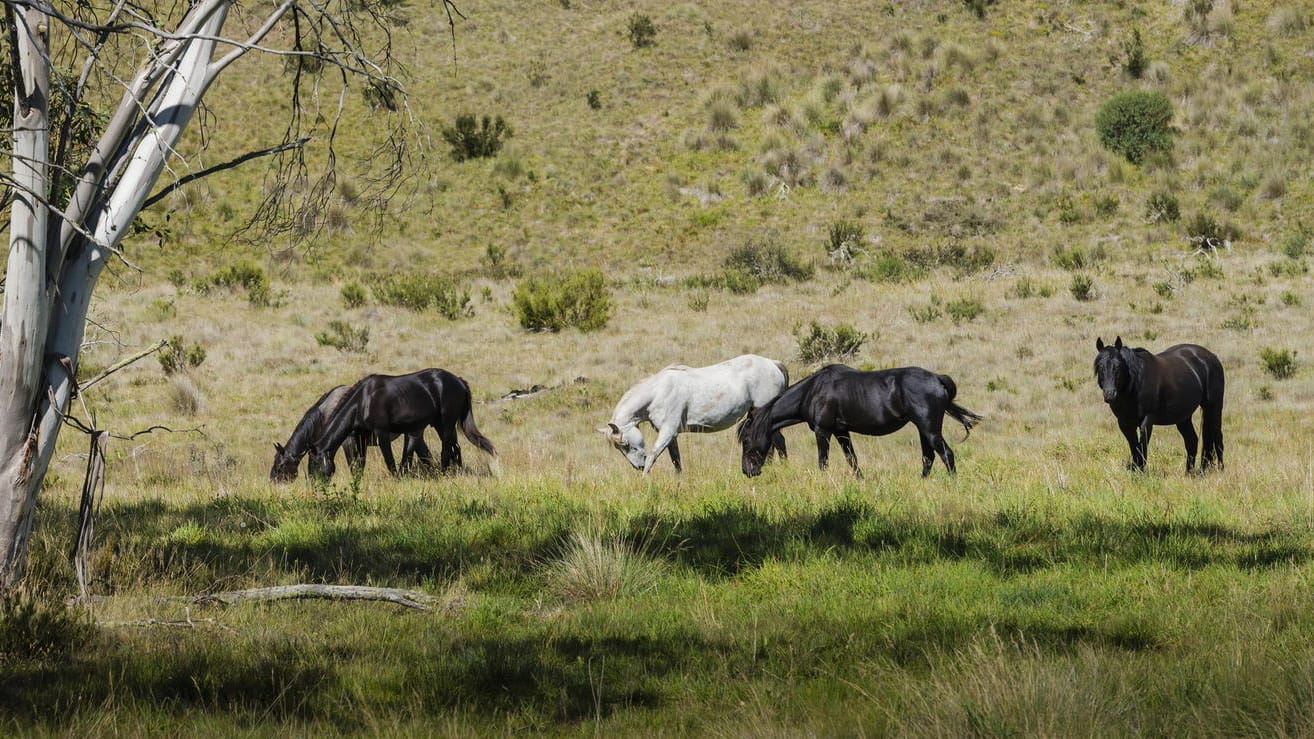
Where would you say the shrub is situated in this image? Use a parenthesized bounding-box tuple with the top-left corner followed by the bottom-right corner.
(481, 243, 522, 279)
(1260, 348, 1298, 379)
(1146, 190, 1181, 223)
(1095, 90, 1174, 164)
(586, 90, 602, 110)
(441, 114, 512, 162)
(696, 237, 814, 293)
(1007, 277, 1053, 299)
(513, 269, 612, 332)
(340, 281, 367, 309)
(371, 273, 471, 319)
(1070, 274, 1097, 301)
(627, 14, 656, 48)
(198, 260, 278, 306)
(962, 0, 997, 19)
(825, 220, 865, 267)
(158, 335, 206, 375)
(795, 321, 868, 363)
(1184, 212, 1240, 252)
(945, 297, 984, 324)
(316, 320, 370, 353)
(1123, 28, 1147, 78)
(859, 253, 924, 283)
(1051, 244, 1105, 271)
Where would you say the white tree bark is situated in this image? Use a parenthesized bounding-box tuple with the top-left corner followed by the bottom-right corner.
(0, 0, 292, 586)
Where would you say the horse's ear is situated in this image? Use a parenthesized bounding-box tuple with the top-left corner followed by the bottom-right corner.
(273, 442, 283, 453)
(1096, 337, 1105, 351)
(1114, 336, 1124, 349)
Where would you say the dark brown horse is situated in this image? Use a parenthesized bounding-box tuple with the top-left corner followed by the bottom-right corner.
(270, 384, 431, 482)
(738, 364, 981, 477)
(308, 369, 495, 479)
(1094, 337, 1224, 472)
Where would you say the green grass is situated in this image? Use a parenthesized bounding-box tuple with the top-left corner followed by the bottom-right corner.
(10, 475, 1314, 734)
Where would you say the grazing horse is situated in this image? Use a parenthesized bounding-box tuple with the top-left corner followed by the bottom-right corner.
(599, 354, 789, 473)
(271, 385, 433, 482)
(307, 369, 496, 479)
(1093, 336, 1224, 472)
(738, 364, 982, 478)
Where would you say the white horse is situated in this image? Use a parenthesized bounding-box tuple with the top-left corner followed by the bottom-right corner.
(598, 354, 789, 473)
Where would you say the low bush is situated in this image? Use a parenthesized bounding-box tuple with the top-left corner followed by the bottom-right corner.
(441, 114, 512, 162)
(1070, 274, 1097, 302)
(195, 260, 278, 306)
(627, 14, 656, 48)
(1095, 90, 1174, 164)
(1260, 347, 1298, 380)
(340, 281, 367, 309)
(945, 297, 985, 324)
(158, 335, 206, 375)
(371, 273, 471, 319)
(513, 269, 612, 332)
(1146, 190, 1181, 223)
(316, 320, 370, 354)
(691, 238, 814, 294)
(796, 321, 868, 363)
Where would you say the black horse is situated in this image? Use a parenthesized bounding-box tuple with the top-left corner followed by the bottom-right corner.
(270, 384, 432, 482)
(738, 364, 982, 477)
(1093, 336, 1225, 472)
(308, 369, 496, 479)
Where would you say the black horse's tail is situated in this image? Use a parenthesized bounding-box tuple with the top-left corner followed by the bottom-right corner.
(460, 401, 497, 456)
(938, 374, 983, 439)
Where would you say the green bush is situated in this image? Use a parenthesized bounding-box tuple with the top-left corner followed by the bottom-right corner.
(825, 220, 866, 266)
(690, 238, 814, 294)
(1095, 90, 1174, 164)
(316, 320, 370, 353)
(795, 321, 868, 363)
(196, 260, 278, 306)
(1070, 274, 1097, 302)
(158, 335, 206, 375)
(340, 281, 367, 309)
(1260, 348, 1298, 379)
(1184, 212, 1241, 251)
(860, 253, 924, 283)
(371, 273, 471, 319)
(1123, 28, 1147, 78)
(945, 297, 985, 324)
(1146, 190, 1181, 223)
(441, 114, 512, 162)
(513, 269, 612, 332)
(627, 14, 656, 48)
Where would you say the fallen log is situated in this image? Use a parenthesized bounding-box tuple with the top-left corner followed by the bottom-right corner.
(193, 584, 439, 611)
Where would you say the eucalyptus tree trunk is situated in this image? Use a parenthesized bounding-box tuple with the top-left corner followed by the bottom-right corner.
(0, 0, 244, 586)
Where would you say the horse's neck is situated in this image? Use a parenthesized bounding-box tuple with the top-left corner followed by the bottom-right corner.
(283, 410, 324, 460)
(315, 396, 362, 453)
(764, 379, 811, 431)
(611, 380, 660, 428)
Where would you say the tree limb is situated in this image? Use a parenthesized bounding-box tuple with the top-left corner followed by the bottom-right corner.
(193, 584, 445, 611)
(142, 138, 309, 211)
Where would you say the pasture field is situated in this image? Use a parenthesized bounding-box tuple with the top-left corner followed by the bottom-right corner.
(5, 0, 1314, 735)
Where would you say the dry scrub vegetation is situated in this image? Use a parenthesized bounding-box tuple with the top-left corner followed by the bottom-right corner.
(8, 0, 1314, 734)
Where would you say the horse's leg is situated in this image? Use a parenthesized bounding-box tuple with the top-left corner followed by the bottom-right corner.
(1139, 420, 1153, 470)
(918, 433, 935, 477)
(434, 423, 458, 473)
(814, 430, 831, 470)
(934, 434, 956, 475)
(1176, 420, 1199, 474)
(643, 426, 680, 474)
(836, 433, 861, 477)
(377, 434, 400, 476)
(412, 434, 436, 473)
(343, 434, 367, 476)
(667, 437, 682, 472)
(770, 430, 787, 460)
(1201, 402, 1224, 471)
(1118, 418, 1145, 470)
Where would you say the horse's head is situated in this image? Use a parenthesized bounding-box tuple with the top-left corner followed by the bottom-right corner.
(597, 422, 646, 470)
(306, 444, 336, 480)
(737, 407, 772, 477)
(270, 443, 300, 483)
(1094, 336, 1132, 404)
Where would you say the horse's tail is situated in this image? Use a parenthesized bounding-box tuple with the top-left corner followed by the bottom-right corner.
(460, 401, 497, 457)
(938, 374, 983, 439)
(773, 360, 790, 387)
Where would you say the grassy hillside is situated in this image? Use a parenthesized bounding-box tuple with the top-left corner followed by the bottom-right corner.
(7, 0, 1314, 734)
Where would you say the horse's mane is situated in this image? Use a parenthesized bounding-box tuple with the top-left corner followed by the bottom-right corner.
(736, 396, 779, 444)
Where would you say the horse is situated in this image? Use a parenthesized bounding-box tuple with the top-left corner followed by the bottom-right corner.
(270, 384, 433, 482)
(598, 354, 789, 473)
(738, 364, 982, 478)
(1093, 336, 1224, 472)
(307, 368, 496, 479)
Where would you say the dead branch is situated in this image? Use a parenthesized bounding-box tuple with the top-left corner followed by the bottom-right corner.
(193, 584, 442, 611)
(78, 339, 167, 392)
